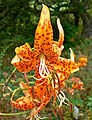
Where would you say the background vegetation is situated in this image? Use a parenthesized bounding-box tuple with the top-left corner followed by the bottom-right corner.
(0, 0, 92, 120)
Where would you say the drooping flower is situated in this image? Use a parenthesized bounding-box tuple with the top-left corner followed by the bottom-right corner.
(11, 82, 41, 110)
(11, 80, 55, 119)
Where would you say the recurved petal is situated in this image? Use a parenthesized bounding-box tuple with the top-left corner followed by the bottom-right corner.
(16, 96, 35, 110)
(69, 48, 76, 62)
(11, 57, 39, 73)
(51, 18, 64, 57)
(19, 82, 31, 97)
(34, 4, 53, 56)
(46, 56, 79, 74)
(15, 42, 34, 61)
(57, 18, 64, 48)
(11, 55, 20, 64)
(51, 44, 62, 57)
(26, 84, 54, 119)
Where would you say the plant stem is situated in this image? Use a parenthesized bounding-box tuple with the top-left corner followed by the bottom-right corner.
(24, 72, 30, 86)
(5, 67, 17, 86)
(0, 110, 30, 116)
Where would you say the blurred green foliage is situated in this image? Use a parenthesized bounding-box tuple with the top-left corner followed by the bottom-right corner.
(0, 0, 91, 51)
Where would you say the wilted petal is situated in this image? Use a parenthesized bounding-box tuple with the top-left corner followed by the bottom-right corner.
(72, 81, 84, 90)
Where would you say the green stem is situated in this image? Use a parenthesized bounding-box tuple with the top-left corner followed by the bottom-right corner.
(0, 83, 4, 86)
(7, 86, 14, 93)
(28, 75, 35, 79)
(5, 67, 17, 86)
(0, 110, 30, 116)
(1, 68, 16, 97)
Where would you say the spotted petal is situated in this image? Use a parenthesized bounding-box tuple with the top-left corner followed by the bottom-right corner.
(51, 44, 62, 57)
(15, 42, 34, 61)
(46, 56, 79, 74)
(26, 84, 54, 119)
(11, 56, 39, 72)
(34, 4, 53, 56)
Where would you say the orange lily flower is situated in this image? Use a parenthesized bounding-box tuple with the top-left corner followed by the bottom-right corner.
(11, 4, 81, 79)
(11, 82, 41, 110)
(11, 81, 54, 119)
(72, 81, 84, 90)
(11, 5, 87, 118)
(78, 57, 87, 66)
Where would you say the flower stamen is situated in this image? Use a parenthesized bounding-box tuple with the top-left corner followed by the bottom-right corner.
(55, 90, 69, 106)
(39, 53, 50, 78)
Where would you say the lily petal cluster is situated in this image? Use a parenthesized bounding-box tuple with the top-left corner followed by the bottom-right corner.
(11, 5, 81, 78)
(11, 4, 87, 119)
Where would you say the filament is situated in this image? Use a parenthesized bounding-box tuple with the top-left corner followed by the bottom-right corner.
(39, 54, 50, 78)
(55, 90, 70, 106)
(35, 114, 49, 119)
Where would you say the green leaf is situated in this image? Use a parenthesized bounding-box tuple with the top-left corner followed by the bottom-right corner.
(88, 97, 92, 101)
(87, 102, 92, 106)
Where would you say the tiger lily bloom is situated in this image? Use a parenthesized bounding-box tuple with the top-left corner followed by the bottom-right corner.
(11, 4, 83, 80)
(10, 4, 87, 119)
